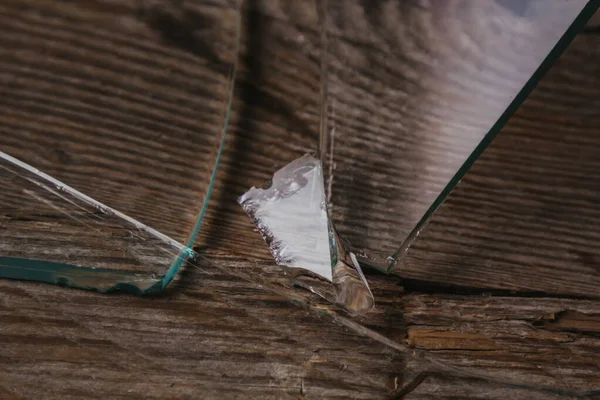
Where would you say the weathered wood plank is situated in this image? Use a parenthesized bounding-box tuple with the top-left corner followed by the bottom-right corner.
(0, 257, 406, 400)
(0, 1, 600, 399)
(1, 253, 599, 399)
(1, 0, 598, 295)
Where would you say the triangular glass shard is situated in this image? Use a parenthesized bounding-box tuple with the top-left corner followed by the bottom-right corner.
(0, 2, 241, 293)
(239, 154, 374, 315)
(319, 0, 597, 272)
(239, 154, 334, 281)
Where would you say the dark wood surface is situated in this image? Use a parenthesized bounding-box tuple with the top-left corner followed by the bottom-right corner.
(0, 1, 599, 399)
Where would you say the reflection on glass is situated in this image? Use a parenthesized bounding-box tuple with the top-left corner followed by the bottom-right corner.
(320, 0, 595, 271)
(238, 154, 374, 315)
(0, 2, 240, 293)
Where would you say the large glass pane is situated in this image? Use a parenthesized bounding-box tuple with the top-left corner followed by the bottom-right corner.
(320, 0, 596, 272)
(0, 0, 240, 292)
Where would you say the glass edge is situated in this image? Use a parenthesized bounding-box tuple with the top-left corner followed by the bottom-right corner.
(0, 257, 161, 295)
(385, 0, 600, 273)
(160, 3, 242, 289)
(0, 4, 242, 295)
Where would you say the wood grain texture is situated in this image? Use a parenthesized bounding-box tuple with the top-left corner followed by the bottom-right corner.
(1, 0, 600, 399)
(0, 0, 238, 245)
(401, 28, 600, 298)
(0, 253, 599, 399)
(0, 255, 407, 400)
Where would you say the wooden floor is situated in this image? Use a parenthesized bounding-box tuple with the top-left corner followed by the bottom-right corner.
(0, 1, 599, 399)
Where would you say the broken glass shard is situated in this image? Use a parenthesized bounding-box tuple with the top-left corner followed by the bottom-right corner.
(239, 154, 374, 315)
(239, 154, 333, 281)
(319, 0, 595, 272)
(0, 2, 241, 293)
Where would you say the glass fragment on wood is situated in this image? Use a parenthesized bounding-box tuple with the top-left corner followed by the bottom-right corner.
(239, 154, 374, 315)
(0, 2, 241, 294)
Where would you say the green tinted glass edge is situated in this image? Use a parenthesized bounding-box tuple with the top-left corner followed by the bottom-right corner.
(0, 6, 241, 294)
(161, 7, 241, 289)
